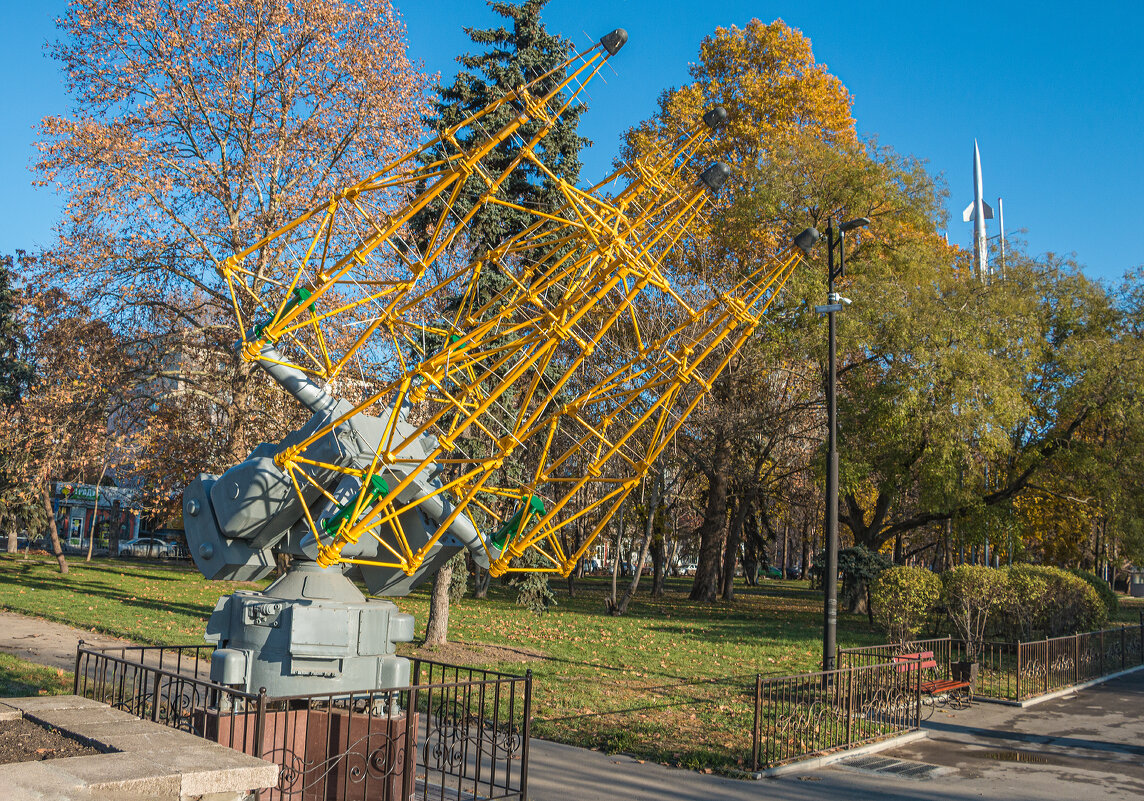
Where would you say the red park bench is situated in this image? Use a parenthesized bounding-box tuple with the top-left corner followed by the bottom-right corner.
(892, 651, 972, 712)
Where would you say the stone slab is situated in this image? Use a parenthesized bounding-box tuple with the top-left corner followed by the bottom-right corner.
(4, 694, 109, 713)
(0, 759, 99, 801)
(0, 696, 278, 800)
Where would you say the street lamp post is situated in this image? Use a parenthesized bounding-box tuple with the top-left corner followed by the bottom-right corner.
(815, 217, 869, 673)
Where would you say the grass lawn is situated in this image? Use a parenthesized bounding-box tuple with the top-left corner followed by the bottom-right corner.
(0, 653, 73, 697)
(2, 553, 1141, 770)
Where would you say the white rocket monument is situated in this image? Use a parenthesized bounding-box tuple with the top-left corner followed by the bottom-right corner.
(962, 139, 993, 280)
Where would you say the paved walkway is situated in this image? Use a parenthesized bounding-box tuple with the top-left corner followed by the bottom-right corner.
(2, 610, 1142, 801)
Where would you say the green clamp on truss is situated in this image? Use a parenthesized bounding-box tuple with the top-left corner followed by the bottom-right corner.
(489, 495, 546, 552)
(254, 287, 315, 339)
(323, 474, 391, 537)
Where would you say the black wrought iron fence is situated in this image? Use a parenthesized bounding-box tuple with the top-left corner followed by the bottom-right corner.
(752, 661, 922, 769)
(1017, 623, 1144, 700)
(838, 618, 1144, 705)
(73, 642, 531, 801)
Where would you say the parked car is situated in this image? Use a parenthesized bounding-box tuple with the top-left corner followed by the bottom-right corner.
(119, 537, 177, 559)
(680, 563, 698, 576)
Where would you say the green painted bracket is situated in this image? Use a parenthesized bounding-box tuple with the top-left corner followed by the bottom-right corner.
(489, 495, 546, 552)
(254, 287, 315, 339)
(322, 474, 390, 536)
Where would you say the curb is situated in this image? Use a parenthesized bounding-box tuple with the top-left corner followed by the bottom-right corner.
(752, 730, 928, 778)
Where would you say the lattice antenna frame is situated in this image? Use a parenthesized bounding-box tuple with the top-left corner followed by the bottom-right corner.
(220, 33, 627, 388)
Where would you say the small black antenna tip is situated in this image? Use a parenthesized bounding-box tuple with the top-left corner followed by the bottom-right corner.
(698, 162, 733, 194)
(600, 29, 628, 56)
(703, 106, 728, 130)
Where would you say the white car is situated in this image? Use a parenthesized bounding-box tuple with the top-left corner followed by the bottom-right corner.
(119, 537, 176, 559)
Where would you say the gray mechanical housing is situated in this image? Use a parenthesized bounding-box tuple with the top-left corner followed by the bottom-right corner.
(184, 344, 494, 696)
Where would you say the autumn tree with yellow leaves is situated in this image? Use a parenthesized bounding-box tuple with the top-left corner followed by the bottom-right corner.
(34, 0, 432, 493)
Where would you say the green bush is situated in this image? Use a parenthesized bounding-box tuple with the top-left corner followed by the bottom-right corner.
(1069, 569, 1118, 617)
(1001, 565, 1049, 641)
(1002, 565, 1107, 639)
(942, 565, 1010, 661)
(871, 566, 941, 643)
(1035, 565, 1106, 635)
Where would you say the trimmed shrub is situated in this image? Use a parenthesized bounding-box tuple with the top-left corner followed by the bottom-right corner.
(1003, 565, 1107, 638)
(1001, 565, 1049, 641)
(871, 566, 941, 644)
(1069, 569, 1118, 618)
(942, 565, 1010, 661)
(1035, 566, 1106, 635)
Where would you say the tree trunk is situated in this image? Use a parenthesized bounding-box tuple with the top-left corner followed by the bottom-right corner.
(423, 561, 453, 646)
(87, 461, 109, 562)
(650, 534, 666, 597)
(472, 566, 490, 599)
(225, 360, 256, 465)
(721, 496, 751, 600)
(42, 481, 67, 575)
(606, 500, 627, 612)
(3, 511, 14, 554)
(690, 435, 730, 602)
(781, 521, 789, 579)
(611, 473, 660, 615)
(801, 517, 811, 581)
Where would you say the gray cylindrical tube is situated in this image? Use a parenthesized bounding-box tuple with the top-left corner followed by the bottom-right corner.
(255, 343, 339, 416)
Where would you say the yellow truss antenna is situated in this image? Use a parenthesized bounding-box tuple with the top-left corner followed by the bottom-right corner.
(290, 159, 815, 580)
(259, 108, 733, 576)
(220, 30, 628, 384)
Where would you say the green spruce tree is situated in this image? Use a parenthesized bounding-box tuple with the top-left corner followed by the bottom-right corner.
(418, 0, 589, 258)
(418, 0, 588, 641)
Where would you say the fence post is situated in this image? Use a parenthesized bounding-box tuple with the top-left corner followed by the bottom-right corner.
(1074, 634, 1080, 686)
(1016, 642, 1021, 702)
(1043, 641, 1049, 696)
(751, 673, 762, 772)
(845, 667, 854, 745)
(150, 672, 162, 723)
(1099, 630, 1105, 678)
(73, 640, 84, 695)
(519, 669, 533, 801)
(402, 685, 418, 801)
(253, 688, 266, 760)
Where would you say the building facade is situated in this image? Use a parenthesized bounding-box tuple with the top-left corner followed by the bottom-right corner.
(52, 482, 142, 554)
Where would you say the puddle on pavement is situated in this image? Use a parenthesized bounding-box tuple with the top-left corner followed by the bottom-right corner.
(980, 751, 1050, 764)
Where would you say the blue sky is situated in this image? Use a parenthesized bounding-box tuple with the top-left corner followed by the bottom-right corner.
(2, 1, 1141, 284)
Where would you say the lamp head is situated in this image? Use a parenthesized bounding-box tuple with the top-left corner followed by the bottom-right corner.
(839, 217, 871, 233)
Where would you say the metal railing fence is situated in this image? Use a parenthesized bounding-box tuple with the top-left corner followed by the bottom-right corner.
(752, 660, 922, 769)
(839, 616, 1144, 705)
(73, 642, 531, 800)
(1017, 622, 1144, 700)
